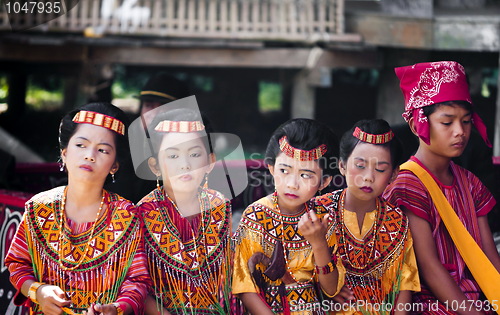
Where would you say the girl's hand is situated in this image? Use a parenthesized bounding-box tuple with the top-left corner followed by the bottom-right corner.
(331, 285, 355, 304)
(298, 210, 329, 248)
(37, 284, 71, 315)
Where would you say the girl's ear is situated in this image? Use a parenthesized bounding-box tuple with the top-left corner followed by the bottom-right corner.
(110, 162, 120, 174)
(206, 153, 216, 173)
(408, 117, 418, 136)
(338, 159, 346, 176)
(60, 148, 67, 163)
(389, 166, 399, 184)
(319, 175, 332, 191)
(268, 164, 275, 177)
(148, 157, 161, 176)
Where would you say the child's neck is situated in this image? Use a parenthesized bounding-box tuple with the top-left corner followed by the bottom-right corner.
(164, 187, 201, 217)
(343, 189, 377, 214)
(414, 148, 453, 186)
(274, 197, 306, 215)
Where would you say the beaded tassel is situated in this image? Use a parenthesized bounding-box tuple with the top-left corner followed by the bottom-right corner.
(146, 187, 232, 314)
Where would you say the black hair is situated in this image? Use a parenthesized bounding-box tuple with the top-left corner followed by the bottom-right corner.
(265, 118, 339, 177)
(59, 102, 131, 169)
(422, 100, 473, 118)
(148, 108, 214, 158)
(139, 73, 191, 112)
(340, 119, 402, 170)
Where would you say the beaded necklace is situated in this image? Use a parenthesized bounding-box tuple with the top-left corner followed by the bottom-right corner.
(338, 189, 381, 270)
(156, 187, 215, 314)
(156, 188, 213, 276)
(272, 191, 317, 284)
(58, 188, 106, 271)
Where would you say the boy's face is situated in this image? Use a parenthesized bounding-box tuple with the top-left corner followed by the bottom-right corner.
(426, 104, 472, 158)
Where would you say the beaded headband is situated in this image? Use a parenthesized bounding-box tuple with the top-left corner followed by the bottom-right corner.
(279, 136, 327, 161)
(154, 120, 205, 133)
(140, 90, 177, 101)
(72, 110, 125, 136)
(353, 127, 393, 144)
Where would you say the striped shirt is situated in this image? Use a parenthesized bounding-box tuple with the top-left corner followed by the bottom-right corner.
(384, 156, 496, 305)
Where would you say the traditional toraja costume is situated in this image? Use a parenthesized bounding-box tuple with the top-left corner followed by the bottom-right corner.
(5, 109, 149, 315)
(138, 188, 232, 314)
(5, 187, 150, 314)
(316, 190, 419, 314)
(136, 117, 233, 314)
(232, 136, 345, 315)
(384, 61, 499, 313)
(233, 194, 345, 315)
(316, 127, 419, 315)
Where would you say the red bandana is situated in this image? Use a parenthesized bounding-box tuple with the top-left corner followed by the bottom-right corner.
(395, 61, 491, 147)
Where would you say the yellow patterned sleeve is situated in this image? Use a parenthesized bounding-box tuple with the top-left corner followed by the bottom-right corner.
(321, 232, 346, 298)
(232, 217, 262, 294)
(399, 230, 421, 292)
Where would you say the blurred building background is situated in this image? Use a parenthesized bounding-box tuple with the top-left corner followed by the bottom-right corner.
(1, 0, 499, 217)
(1, 1, 500, 313)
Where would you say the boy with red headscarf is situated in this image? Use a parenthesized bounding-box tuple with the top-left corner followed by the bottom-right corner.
(384, 61, 500, 314)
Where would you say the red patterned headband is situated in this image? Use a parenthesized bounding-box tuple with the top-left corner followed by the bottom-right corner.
(279, 136, 327, 161)
(353, 127, 394, 144)
(154, 120, 205, 133)
(72, 110, 125, 135)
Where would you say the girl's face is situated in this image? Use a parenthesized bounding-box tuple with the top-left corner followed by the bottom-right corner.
(340, 142, 395, 202)
(61, 123, 119, 186)
(425, 104, 471, 158)
(269, 152, 331, 213)
(153, 132, 214, 196)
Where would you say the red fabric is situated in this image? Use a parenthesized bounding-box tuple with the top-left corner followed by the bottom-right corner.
(384, 156, 496, 304)
(395, 61, 491, 147)
(0, 190, 33, 208)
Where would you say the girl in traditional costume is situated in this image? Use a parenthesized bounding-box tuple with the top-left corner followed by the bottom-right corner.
(317, 119, 420, 314)
(232, 118, 345, 315)
(135, 104, 232, 314)
(384, 61, 500, 314)
(5, 103, 150, 315)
